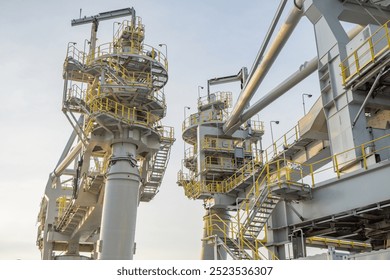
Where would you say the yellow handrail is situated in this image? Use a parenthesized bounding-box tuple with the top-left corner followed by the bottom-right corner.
(245, 120, 265, 134)
(182, 110, 229, 131)
(340, 20, 390, 85)
(56, 196, 69, 219)
(263, 125, 300, 161)
(206, 213, 278, 260)
(306, 236, 371, 249)
(179, 133, 390, 199)
(197, 91, 233, 108)
(89, 97, 160, 127)
(113, 18, 145, 47)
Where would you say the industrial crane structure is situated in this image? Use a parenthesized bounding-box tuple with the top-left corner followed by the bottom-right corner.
(36, 8, 174, 260)
(36, 0, 390, 261)
(177, 0, 390, 260)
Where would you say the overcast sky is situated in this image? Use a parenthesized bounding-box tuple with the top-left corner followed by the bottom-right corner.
(0, 0, 321, 260)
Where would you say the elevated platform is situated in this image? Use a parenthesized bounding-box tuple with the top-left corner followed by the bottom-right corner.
(284, 160, 390, 249)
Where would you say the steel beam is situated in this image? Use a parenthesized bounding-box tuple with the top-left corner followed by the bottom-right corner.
(71, 8, 135, 26)
(227, 57, 318, 133)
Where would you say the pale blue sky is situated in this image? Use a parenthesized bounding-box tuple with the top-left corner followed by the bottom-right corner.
(0, 0, 321, 259)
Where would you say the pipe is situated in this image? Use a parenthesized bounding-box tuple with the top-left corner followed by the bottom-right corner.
(53, 141, 83, 177)
(225, 24, 365, 133)
(223, 0, 304, 135)
(228, 57, 318, 133)
(245, 0, 288, 87)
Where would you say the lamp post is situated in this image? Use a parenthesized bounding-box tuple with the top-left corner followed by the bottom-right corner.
(184, 106, 191, 121)
(302, 93, 312, 115)
(183, 106, 191, 161)
(158, 43, 168, 67)
(83, 39, 91, 62)
(112, 21, 121, 42)
(67, 41, 77, 50)
(270, 120, 279, 155)
(158, 43, 168, 58)
(198, 86, 204, 105)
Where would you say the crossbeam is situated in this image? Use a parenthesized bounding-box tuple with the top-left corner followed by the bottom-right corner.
(71, 8, 135, 26)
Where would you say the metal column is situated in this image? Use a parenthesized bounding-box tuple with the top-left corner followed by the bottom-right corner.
(98, 141, 140, 260)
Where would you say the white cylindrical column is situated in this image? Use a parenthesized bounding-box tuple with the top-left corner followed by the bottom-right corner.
(98, 141, 140, 260)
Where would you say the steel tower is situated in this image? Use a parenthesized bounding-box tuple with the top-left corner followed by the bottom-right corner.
(178, 0, 390, 260)
(36, 8, 174, 260)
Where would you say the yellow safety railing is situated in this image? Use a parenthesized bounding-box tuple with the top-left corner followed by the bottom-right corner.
(184, 146, 196, 160)
(93, 42, 168, 70)
(243, 120, 265, 135)
(197, 91, 233, 108)
(83, 101, 172, 141)
(67, 84, 86, 101)
(263, 125, 300, 163)
(260, 133, 390, 188)
(203, 156, 235, 171)
(340, 20, 390, 85)
(89, 97, 160, 127)
(113, 18, 145, 47)
(179, 134, 390, 198)
(66, 44, 88, 65)
(205, 213, 278, 260)
(179, 157, 287, 199)
(65, 45, 164, 95)
(223, 159, 261, 193)
(84, 118, 96, 136)
(182, 110, 229, 131)
(252, 148, 263, 163)
(177, 170, 191, 182)
(305, 133, 390, 186)
(236, 159, 306, 229)
(105, 59, 153, 87)
(157, 126, 175, 142)
(306, 236, 371, 250)
(184, 180, 202, 199)
(201, 137, 253, 154)
(56, 196, 69, 219)
(65, 26, 167, 71)
(85, 84, 165, 113)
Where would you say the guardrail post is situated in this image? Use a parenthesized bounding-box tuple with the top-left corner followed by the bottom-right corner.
(340, 63, 347, 85)
(386, 24, 390, 47)
(354, 51, 360, 75)
(334, 155, 340, 179)
(310, 164, 315, 187)
(368, 38, 375, 63)
(361, 144, 368, 170)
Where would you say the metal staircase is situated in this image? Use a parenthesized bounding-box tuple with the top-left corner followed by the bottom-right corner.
(206, 213, 271, 260)
(56, 201, 88, 234)
(206, 160, 311, 259)
(222, 237, 252, 260)
(141, 137, 174, 202)
(241, 189, 280, 240)
(86, 174, 105, 195)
